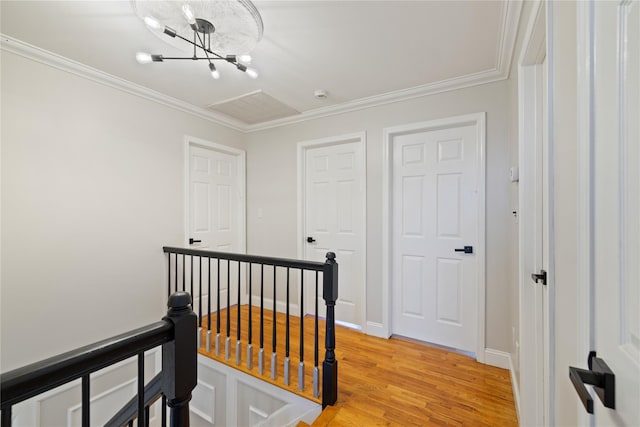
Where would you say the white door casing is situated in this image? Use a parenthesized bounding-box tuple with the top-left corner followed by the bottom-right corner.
(184, 136, 247, 315)
(517, 1, 553, 424)
(575, 1, 640, 424)
(382, 113, 486, 359)
(297, 132, 366, 330)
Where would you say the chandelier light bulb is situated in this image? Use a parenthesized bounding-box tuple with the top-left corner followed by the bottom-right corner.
(246, 67, 259, 79)
(181, 4, 196, 25)
(136, 52, 153, 64)
(238, 55, 252, 64)
(209, 63, 220, 79)
(143, 16, 162, 31)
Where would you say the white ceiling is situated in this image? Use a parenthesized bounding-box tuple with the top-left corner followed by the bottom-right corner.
(0, 1, 522, 130)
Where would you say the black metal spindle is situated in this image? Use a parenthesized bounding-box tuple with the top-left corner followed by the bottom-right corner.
(237, 261, 241, 341)
(174, 254, 178, 294)
(208, 258, 212, 332)
(313, 270, 320, 398)
(161, 395, 167, 427)
(199, 256, 202, 329)
(128, 420, 133, 427)
(260, 264, 264, 350)
(248, 263, 253, 345)
(286, 268, 290, 359)
(137, 352, 145, 427)
(314, 271, 319, 369)
(144, 406, 150, 427)
(182, 254, 185, 291)
(284, 267, 291, 384)
(272, 266, 277, 354)
(299, 270, 305, 391)
(271, 265, 277, 379)
(259, 264, 264, 374)
(81, 374, 90, 427)
(190, 256, 194, 303)
(300, 271, 304, 360)
(167, 254, 171, 300)
(226, 260, 231, 339)
(217, 258, 221, 335)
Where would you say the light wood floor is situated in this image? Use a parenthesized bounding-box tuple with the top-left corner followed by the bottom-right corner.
(198, 305, 518, 426)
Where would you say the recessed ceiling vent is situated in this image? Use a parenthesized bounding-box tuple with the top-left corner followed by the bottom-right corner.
(207, 90, 300, 125)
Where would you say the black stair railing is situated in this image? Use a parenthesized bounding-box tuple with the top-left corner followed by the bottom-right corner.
(163, 246, 339, 408)
(0, 292, 197, 427)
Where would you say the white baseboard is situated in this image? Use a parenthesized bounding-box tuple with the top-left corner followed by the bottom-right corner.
(509, 353, 521, 425)
(250, 295, 300, 315)
(364, 321, 390, 338)
(483, 348, 511, 370)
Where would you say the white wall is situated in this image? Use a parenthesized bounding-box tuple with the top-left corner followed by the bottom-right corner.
(245, 80, 515, 353)
(0, 51, 245, 371)
(549, 2, 579, 425)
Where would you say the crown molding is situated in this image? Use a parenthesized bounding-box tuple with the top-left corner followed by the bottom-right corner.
(1, 0, 523, 134)
(496, 0, 524, 79)
(0, 34, 247, 132)
(245, 68, 504, 132)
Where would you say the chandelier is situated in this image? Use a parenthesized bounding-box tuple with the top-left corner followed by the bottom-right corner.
(132, 0, 263, 79)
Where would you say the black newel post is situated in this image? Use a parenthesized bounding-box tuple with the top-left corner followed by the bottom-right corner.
(162, 292, 197, 427)
(322, 252, 338, 408)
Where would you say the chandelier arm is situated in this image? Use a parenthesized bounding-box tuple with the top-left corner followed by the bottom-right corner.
(172, 32, 231, 62)
(159, 57, 230, 60)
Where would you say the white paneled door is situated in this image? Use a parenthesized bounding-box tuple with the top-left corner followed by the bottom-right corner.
(578, 0, 639, 423)
(188, 141, 245, 311)
(391, 124, 479, 353)
(302, 138, 365, 328)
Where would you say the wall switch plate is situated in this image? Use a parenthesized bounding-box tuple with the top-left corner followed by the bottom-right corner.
(510, 166, 519, 182)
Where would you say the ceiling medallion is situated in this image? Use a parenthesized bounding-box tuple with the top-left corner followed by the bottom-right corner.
(131, 0, 263, 79)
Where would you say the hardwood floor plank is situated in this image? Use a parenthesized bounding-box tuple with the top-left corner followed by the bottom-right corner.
(198, 305, 517, 426)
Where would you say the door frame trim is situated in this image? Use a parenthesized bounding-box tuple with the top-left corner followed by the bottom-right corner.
(575, 1, 594, 425)
(381, 113, 486, 362)
(183, 135, 247, 253)
(517, 0, 553, 423)
(296, 131, 367, 330)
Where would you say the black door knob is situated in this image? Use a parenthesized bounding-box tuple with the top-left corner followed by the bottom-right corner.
(307, 237, 316, 243)
(189, 238, 202, 245)
(454, 246, 473, 254)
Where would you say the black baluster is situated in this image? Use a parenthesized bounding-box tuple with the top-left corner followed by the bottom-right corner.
(167, 254, 171, 300)
(216, 258, 221, 357)
(207, 257, 212, 352)
(314, 270, 319, 398)
(259, 264, 264, 374)
(82, 374, 90, 427)
(271, 265, 277, 379)
(199, 256, 202, 330)
(174, 253, 177, 295)
(137, 352, 145, 427)
(144, 406, 150, 427)
(190, 255, 194, 303)
(248, 262, 253, 369)
(182, 254, 185, 292)
(285, 267, 290, 385)
(226, 259, 231, 360)
(161, 395, 167, 427)
(299, 269, 305, 391)
(236, 260, 241, 365)
(128, 420, 133, 427)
